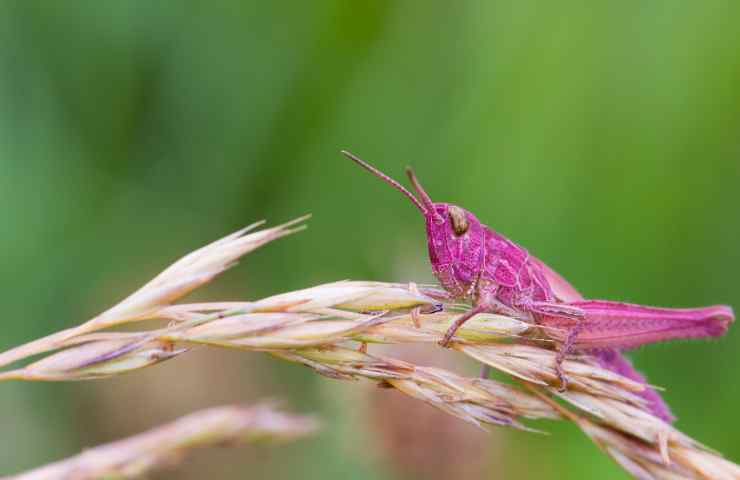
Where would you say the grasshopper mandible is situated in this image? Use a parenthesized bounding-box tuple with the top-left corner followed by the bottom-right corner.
(343, 151, 734, 423)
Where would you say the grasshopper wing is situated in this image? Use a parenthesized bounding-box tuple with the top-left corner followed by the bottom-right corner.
(530, 255, 583, 302)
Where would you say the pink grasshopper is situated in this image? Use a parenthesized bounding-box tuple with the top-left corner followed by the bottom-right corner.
(343, 151, 734, 423)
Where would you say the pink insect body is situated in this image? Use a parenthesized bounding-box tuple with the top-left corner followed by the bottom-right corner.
(343, 151, 735, 423)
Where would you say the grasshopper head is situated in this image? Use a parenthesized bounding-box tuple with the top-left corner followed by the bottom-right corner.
(343, 151, 485, 297)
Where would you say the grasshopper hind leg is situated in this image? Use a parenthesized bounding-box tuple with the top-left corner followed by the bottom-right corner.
(521, 301, 585, 391)
(554, 319, 584, 391)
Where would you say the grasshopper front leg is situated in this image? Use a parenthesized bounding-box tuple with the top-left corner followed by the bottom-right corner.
(438, 283, 518, 347)
(439, 302, 490, 347)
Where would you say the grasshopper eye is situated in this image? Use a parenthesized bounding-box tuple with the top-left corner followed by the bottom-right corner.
(448, 206, 469, 236)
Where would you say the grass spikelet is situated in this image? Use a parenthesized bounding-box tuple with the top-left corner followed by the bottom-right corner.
(2, 404, 317, 480)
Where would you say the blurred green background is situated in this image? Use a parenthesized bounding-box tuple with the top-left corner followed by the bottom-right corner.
(1, 2, 739, 479)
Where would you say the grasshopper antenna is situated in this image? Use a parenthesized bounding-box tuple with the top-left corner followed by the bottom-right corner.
(405, 166, 437, 215)
(341, 150, 427, 215)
